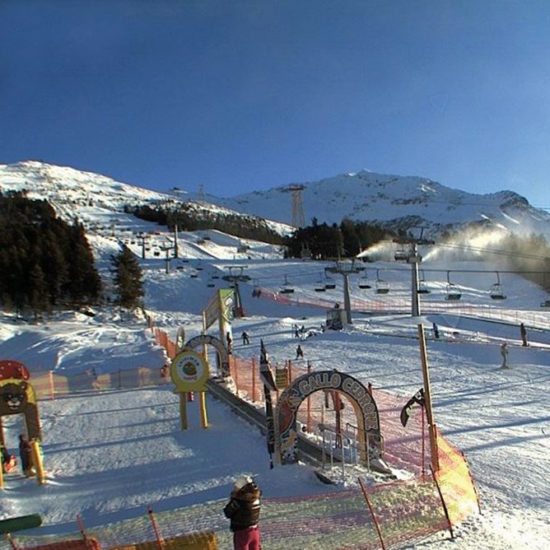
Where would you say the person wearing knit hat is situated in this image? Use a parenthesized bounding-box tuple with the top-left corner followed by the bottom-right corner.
(223, 475, 262, 550)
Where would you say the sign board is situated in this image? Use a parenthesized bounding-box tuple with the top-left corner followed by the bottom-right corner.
(170, 350, 210, 392)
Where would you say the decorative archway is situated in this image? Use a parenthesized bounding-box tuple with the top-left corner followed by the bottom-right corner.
(274, 370, 381, 466)
(184, 334, 229, 377)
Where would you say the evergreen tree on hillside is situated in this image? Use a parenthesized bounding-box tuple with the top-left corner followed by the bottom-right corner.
(111, 245, 144, 309)
(0, 192, 102, 314)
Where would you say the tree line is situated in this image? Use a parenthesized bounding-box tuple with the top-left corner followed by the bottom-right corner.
(284, 217, 395, 259)
(0, 192, 145, 316)
(0, 192, 102, 316)
(127, 203, 284, 245)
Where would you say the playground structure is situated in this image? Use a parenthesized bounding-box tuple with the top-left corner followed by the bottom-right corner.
(0, 360, 46, 488)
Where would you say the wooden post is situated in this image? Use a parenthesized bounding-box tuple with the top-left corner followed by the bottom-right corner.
(252, 357, 257, 403)
(31, 440, 46, 485)
(179, 393, 188, 430)
(233, 355, 239, 394)
(306, 362, 312, 432)
(417, 324, 440, 472)
(199, 392, 208, 429)
(288, 359, 293, 384)
(49, 370, 55, 400)
(147, 507, 165, 550)
(358, 477, 386, 550)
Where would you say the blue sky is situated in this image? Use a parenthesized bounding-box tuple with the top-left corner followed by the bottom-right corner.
(2, 0, 550, 208)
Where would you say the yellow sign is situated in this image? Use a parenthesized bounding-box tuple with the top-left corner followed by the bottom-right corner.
(170, 350, 210, 392)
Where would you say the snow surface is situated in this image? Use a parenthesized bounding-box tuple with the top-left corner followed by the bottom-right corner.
(1, 161, 550, 549)
(1, 250, 550, 549)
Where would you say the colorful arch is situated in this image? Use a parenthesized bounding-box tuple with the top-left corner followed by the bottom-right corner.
(184, 334, 230, 377)
(274, 370, 381, 466)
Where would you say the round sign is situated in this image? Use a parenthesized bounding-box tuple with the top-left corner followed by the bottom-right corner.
(170, 349, 210, 392)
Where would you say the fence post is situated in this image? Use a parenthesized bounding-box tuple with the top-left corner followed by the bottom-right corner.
(48, 371, 55, 400)
(148, 507, 165, 550)
(233, 356, 239, 395)
(430, 465, 454, 540)
(251, 357, 257, 403)
(358, 477, 386, 550)
(306, 362, 312, 432)
(288, 359, 293, 384)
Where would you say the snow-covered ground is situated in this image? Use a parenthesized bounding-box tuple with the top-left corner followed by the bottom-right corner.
(1, 243, 550, 549)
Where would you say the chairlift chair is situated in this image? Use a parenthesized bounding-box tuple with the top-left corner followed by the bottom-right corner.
(445, 271, 462, 300)
(314, 273, 327, 292)
(394, 247, 409, 261)
(358, 272, 371, 289)
(417, 270, 430, 294)
(280, 275, 295, 294)
(375, 269, 390, 294)
(490, 272, 506, 300)
(324, 273, 336, 290)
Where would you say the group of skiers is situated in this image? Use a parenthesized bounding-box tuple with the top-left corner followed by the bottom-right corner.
(1, 434, 35, 477)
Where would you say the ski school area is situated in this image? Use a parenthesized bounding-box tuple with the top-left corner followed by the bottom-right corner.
(1, 262, 550, 550)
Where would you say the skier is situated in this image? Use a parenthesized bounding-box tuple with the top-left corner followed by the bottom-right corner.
(500, 342, 509, 369)
(241, 331, 250, 345)
(432, 322, 440, 340)
(18, 434, 34, 477)
(223, 475, 262, 550)
(520, 323, 528, 347)
(296, 345, 304, 359)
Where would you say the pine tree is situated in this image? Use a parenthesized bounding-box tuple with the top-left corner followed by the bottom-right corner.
(111, 245, 144, 309)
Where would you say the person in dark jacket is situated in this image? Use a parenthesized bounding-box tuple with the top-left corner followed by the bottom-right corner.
(223, 476, 262, 550)
(520, 323, 528, 347)
(18, 434, 34, 477)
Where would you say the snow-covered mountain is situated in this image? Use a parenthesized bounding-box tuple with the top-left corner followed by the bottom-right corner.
(3, 161, 550, 242)
(198, 170, 550, 238)
(0, 160, 292, 237)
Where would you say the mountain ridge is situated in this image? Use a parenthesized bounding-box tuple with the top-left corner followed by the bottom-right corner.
(2, 160, 549, 240)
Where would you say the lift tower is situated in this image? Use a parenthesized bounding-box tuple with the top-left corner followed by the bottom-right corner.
(284, 184, 306, 229)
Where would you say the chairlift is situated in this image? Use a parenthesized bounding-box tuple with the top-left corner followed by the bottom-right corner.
(324, 273, 336, 290)
(490, 272, 506, 300)
(358, 272, 371, 289)
(417, 270, 430, 294)
(314, 273, 327, 292)
(394, 246, 409, 261)
(280, 275, 295, 294)
(375, 269, 390, 294)
(445, 271, 462, 301)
